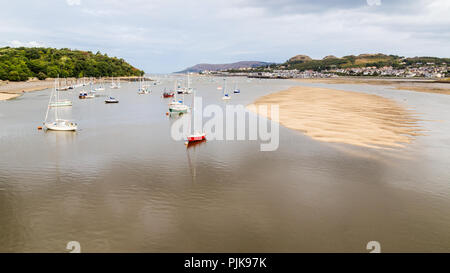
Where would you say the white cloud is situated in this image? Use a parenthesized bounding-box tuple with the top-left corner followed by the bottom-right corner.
(66, 0, 81, 6)
(9, 40, 45, 47)
(367, 0, 382, 6)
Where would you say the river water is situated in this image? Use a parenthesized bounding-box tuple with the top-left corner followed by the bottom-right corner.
(0, 76, 449, 252)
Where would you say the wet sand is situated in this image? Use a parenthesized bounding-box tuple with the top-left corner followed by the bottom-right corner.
(249, 86, 423, 149)
(297, 78, 450, 95)
(0, 93, 20, 100)
(0, 79, 55, 101)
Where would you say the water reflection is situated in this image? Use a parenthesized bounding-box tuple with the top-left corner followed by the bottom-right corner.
(0, 76, 450, 252)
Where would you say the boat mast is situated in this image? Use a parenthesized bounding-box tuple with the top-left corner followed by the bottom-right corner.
(189, 89, 195, 134)
(174, 80, 178, 101)
(55, 79, 59, 121)
(44, 80, 56, 123)
(223, 78, 226, 95)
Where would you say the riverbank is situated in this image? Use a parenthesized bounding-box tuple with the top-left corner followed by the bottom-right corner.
(0, 76, 147, 101)
(296, 77, 450, 95)
(249, 85, 423, 149)
(0, 79, 55, 101)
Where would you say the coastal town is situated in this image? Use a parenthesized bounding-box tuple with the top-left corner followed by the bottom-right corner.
(200, 59, 448, 80)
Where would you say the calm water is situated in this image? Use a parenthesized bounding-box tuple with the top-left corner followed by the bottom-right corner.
(1, 76, 450, 252)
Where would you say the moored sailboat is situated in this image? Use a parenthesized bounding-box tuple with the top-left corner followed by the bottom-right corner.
(44, 80, 77, 131)
(162, 88, 175, 98)
(233, 81, 240, 93)
(94, 79, 105, 91)
(185, 89, 206, 144)
(138, 76, 150, 94)
(222, 79, 231, 100)
(169, 83, 188, 113)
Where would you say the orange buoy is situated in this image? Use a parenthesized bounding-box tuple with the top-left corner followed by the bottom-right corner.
(166, 112, 169, 116)
(37, 126, 43, 130)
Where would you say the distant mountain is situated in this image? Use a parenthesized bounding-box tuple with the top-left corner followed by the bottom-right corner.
(177, 61, 272, 73)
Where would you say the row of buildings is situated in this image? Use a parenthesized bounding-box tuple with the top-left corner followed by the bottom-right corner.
(329, 65, 447, 78)
(204, 64, 447, 79)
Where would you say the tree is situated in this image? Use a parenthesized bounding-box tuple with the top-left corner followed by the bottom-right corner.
(8, 71, 20, 81)
(0, 46, 145, 81)
(37, 72, 47, 80)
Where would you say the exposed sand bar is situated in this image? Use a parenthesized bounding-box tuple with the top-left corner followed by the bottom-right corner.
(249, 86, 423, 149)
(0, 79, 55, 101)
(297, 78, 450, 95)
(0, 93, 20, 100)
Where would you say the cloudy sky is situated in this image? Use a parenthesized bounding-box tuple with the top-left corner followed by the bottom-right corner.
(1, 0, 449, 73)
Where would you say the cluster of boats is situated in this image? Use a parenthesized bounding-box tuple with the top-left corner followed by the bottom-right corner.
(42, 76, 241, 145)
(79, 78, 119, 101)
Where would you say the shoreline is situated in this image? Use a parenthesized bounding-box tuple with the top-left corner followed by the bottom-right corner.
(296, 77, 450, 95)
(0, 93, 21, 100)
(0, 76, 146, 101)
(249, 85, 423, 149)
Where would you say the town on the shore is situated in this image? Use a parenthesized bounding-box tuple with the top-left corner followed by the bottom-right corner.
(198, 54, 448, 80)
(202, 63, 448, 79)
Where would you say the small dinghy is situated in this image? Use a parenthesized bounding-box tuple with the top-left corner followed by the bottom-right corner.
(105, 97, 119, 103)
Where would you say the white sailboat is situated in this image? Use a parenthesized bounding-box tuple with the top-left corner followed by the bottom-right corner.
(105, 85, 119, 103)
(185, 73, 193, 94)
(94, 78, 105, 91)
(138, 76, 150, 94)
(222, 79, 231, 100)
(84, 82, 96, 98)
(169, 80, 188, 113)
(233, 81, 240, 93)
(44, 80, 77, 131)
(110, 76, 120, 89)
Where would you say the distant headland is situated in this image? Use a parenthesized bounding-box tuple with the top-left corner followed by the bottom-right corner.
(177, 61, 272, 73)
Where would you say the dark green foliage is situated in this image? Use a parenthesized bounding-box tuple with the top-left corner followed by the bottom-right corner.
(402, 57, 450, 66)
(0, 47, 144, 81)
(281, 54, 449, 72)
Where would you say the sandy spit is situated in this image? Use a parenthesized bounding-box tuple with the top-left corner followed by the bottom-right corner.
(248, 86, 423, 149)
(0, 79, 55, 101)
(0, 93, 20, 100)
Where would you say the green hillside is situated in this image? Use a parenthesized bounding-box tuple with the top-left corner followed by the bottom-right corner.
(0, 47, 144, 81)
(283, 53, 450, 71)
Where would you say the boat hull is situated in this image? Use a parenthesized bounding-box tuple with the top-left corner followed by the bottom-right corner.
(186, 133, 206, 142)
(169, 108, 188, 113)
(45, 121, 77, 131)
(49, 101, 72, 107)
(163, 93, 175, 98)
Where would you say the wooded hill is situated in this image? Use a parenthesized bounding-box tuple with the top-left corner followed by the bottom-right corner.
(0, 47, 144, 81)
(279, 53, 450, 71)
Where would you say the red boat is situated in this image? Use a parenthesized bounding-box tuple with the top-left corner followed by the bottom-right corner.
(184, 87, 206, 145)
(186, 132, 206, 143)
(163, 92, 175, 98)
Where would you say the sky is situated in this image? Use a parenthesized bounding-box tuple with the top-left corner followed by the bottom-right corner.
(0, 0, 449, 73)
